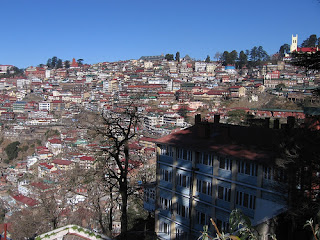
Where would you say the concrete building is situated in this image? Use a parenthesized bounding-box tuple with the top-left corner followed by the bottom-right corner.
(154, 115, 286, 239)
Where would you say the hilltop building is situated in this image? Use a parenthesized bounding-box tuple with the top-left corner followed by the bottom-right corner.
(290, 34, 319, 53)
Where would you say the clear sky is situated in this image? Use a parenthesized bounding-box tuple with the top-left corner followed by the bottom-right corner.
(1, 0, 320, 68)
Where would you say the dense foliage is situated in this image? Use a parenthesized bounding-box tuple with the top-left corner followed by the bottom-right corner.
(5, 141, 20, 161)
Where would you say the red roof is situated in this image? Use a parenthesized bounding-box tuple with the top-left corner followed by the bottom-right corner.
(13, 194, 38, 207)
(80, 156, 95, 161)
(52, 159, 73, 165)
(39, 162, 54, 169)
(30, 182, 51, 190)
(296, 47, 318, 53)
(48, 138, 62, 144)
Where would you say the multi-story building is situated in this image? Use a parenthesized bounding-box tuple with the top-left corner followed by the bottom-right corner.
(154, 115, 287, 239)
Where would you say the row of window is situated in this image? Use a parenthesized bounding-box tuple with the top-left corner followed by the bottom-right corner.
(160, 219, 228, 237)
(196, 152, 214, 166)
(160, 169, 172, 182)
(160, 145, 174, 157)
(197, 179, 213, 196)
(217, 186, 231, 202)
(176, 173, 191, 188)
(219, 157, 232, 171)
(176, 202, 189, 219)
(160, 152, 263, 180)
(238, 161, 257, 176)
(236, 191, 256, 209)
(160, 222, 170, 235)
(159, 197, 172, 211)
(263, 166, 287, 182)
(177, 148, 192, 161)
(196, 210, 210, 225)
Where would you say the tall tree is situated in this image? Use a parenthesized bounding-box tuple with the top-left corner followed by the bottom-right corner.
(301, 34, 318, 48)
(237, 50, 248, 69)
(56, 58, 63, 69)
(229, 50, 238, 65)
(51, 56, 58, 69)
(175, 51, 180, 62)
(47, 58, 52, 68)
(205, 55, 211, 63)
(77, 59, 84, 66)
(279, 44, 290, 58)
(257, 46, 269, 61)
(221, 51, 230, 66)
(64, 60, 70, 69)
(165, 54, 174, 61)
(250, 46, 258, 62)
(79, 106, 141, 239)
(275, 123, 320, 239)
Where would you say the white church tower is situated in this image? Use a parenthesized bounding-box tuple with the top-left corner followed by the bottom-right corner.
(290, 34, 298, 52)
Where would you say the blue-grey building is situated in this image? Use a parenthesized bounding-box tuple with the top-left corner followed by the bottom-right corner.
(154, 115, 287, 240)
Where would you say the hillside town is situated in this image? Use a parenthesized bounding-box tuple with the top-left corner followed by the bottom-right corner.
(0, 34, 319, 239)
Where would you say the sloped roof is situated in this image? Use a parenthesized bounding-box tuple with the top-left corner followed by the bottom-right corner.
(155, 122, 278, 163)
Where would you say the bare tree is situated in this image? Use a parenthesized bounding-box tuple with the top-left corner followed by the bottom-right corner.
(78, 105, 141, 239)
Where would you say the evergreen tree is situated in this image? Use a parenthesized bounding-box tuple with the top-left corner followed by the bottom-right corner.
(56, 59, 63, 69)
(64, 60, 70, 69)
(237, 50, 248, 69)
(51, 56, 58, 68)
(205, 55, 210, 63)
(301, 34, 318, 48)
(279, 44, 290, 58)
(77, 59, 84, 66)
(165, 54, 174, 61)
(175, 51, 180, 62)
(47, 58, 52, 68)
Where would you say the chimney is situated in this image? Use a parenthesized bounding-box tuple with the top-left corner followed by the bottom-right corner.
(214, 115, 220, 124)
(273, 119, 280, 129)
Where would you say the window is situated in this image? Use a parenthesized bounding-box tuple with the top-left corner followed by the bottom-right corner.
(160, 145, 167, 155)
(160, 222, 170, 235)
(217, 186, 231, 202)
(264, 166, 287, 182)
(236, 191, 256, 209)
(176, 203, 189, 218)
(196, 210, 210, 225)
(160, 145, 173, 157)
(176, 174, 191, 188)
(263, 166, 272, 180)
(197, 179, 212, 196)
(219, 156, 232, 170)
(196, 152, 213, 166)
(177, 148, 192, 161)
(160, 197, 172, 211)
(238, 160, 257, 176)
(161, 169, 172, 182)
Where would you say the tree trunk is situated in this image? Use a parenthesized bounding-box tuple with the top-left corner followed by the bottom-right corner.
(108, 187, 113, 233)
(120, 180, 128, 239)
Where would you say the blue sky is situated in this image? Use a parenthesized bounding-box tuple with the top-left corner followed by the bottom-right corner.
(1, 0, 320, 68)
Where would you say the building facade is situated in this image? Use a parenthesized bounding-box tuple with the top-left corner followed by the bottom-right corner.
(154, 115, 286, 240)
